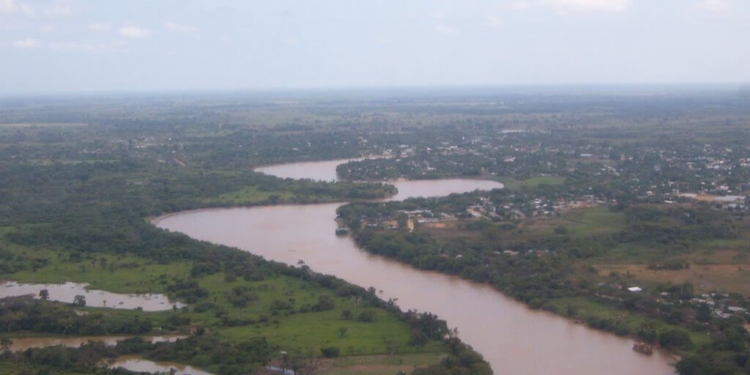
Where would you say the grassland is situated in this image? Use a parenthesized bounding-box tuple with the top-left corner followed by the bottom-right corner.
(205, 186, 295, 205)
(522, 204, 625, 237)
(0, 231, 445, 363)
(546, 296, 711, 349)
(423, 204, 625, 243)
(595, 248, 750, 295)
(0, 362, 92, 375)
(414, 203, 748, 355)
(321, 353, 446, 375)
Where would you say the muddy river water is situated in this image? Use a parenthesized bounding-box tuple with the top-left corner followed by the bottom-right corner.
(154, 158, 677, 375)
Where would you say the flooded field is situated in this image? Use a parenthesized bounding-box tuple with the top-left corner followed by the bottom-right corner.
(8, 335, 186, 352)
(105, 355, 213, 375)
(0, 281, 185, 311)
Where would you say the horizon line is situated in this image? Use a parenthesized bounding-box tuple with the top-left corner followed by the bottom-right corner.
(1, 82, 748, 98)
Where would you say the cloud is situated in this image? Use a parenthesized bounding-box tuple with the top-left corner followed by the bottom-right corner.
(48, 41, 120, 53)
(435, 24, 458, 35)
(428, 11, 445, 19)
(164, 21, 197, 33)
(540, 0, 631, 12)
(0, 0, 35, 16)
(12, 38, 40, 48)
(88, 23, 110, 32)
(282, 38, 298, 46)
(49, 41, 107, 51)
(506, 1, 532, 10)
(693, 0, 731, 12)
(0, 0, 14, 14)
(43, 4, 72, 17)
(484, 15, 505, 29)
(40, 25, 53, 32)
(119, 26, 150, 38)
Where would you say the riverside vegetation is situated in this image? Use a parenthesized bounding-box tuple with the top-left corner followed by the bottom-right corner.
(0, 93, 494, 375)
(1, 87, 749, 374)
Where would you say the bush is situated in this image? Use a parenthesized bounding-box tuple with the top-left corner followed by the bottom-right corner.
(358, 310, 376, 322)
(659, 329, 692, 349)
(320, 346, 340, 358)
(313, 295, 335, 311)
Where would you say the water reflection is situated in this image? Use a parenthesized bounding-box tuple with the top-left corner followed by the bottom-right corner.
(8, 335, 186, 352)
(0, 281, 185, 311)
(106, 355, 213, 375)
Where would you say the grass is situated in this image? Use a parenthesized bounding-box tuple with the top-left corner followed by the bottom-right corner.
(595, 252, 750, 295)
(205, 186, 295, 205)
(321, 353, 446, 375)
(195, 273, 444, 355)
(524, 205, 626, 238)
(1, 234, 445, 359)
(0, 362, 97, 375)
(423, 205, 626, 244)
(218, 309, 438, 355)
(547, 296, 711, 350)
(5, 250, 194, 295)
(417, 204, 731, 355)
(21, 159, 119, 166)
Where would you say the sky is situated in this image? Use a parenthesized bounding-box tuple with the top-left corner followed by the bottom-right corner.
(0, 0, 748, 94)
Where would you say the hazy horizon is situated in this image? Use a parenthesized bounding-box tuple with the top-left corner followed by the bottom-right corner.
(1, 0, 749, 95)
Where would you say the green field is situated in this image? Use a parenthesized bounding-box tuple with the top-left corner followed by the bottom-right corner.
(1, 235, 445, 359)
(547, 296, 710, 350)
(323, 353, 446, 375)
(522, 205, 626, 238)
(206, 186, 295, 205)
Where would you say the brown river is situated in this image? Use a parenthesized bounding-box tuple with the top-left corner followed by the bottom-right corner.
(154, 158, 677, 375)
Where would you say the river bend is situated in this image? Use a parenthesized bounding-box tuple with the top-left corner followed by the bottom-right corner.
(154, 158, 676, 375)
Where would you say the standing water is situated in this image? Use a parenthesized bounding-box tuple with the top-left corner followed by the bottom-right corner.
(0, 281, 185, 311)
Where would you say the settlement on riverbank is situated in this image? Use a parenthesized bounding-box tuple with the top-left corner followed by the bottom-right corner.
(154, 158, 677, 375)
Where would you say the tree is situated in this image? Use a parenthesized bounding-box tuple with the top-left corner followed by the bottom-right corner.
(320, 346, 340, 358)
(696, 304, 711, 323)
(384, 339, 399, 355)
(73, 294, 86, 307)
(0, 337, 12, 351)
(39, 289, 49, 300)
(358, 310, 376, 322)
(314, 295, 335, 311)
(410, 330, 429, 346)
(659, 329, 692, 349)
(341, 309, 353, 320)
(338, 327, 349, 338)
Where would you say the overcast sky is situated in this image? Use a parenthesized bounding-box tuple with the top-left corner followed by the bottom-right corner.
(0, 0, 748, 94)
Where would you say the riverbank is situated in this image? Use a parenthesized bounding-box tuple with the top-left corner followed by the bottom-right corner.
(155, 187, 676, 373)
